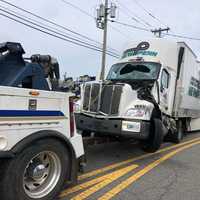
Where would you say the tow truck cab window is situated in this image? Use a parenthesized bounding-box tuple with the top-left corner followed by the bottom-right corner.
(161, 69, 170, 90)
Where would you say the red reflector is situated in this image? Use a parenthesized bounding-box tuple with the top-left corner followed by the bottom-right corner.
(69, 97, 75, 137)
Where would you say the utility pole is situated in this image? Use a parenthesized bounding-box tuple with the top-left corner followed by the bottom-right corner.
(151, 27, 170, 38)
(96, 1, 117, 80)
(100, 0, 108, 81)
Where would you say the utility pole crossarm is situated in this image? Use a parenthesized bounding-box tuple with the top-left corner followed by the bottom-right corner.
(151, 27, 170, 38)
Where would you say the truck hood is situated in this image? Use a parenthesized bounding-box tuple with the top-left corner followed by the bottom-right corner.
(118, 83, 155, 120)
(108, 79, 155, 90)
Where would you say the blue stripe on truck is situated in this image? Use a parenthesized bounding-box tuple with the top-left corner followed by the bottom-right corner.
(0, 110, 65, 117)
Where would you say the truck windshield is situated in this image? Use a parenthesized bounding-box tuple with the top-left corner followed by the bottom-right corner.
(107, 62, 161, 81)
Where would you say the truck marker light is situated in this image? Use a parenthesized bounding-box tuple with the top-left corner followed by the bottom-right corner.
(29, 91, 40, 96)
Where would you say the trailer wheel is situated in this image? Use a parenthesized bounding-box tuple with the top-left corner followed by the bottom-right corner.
(0, 139, 70, 200)
(141, 118, 164, 153)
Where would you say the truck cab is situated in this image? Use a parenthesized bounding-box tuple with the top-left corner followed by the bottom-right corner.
(75, 38, 195, 152)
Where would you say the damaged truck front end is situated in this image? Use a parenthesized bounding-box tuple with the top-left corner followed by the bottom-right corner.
(75, 61, 166, 152)
(75, 39, 191, 153)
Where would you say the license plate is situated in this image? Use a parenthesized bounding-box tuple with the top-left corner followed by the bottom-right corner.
(122, 121, 141, 132)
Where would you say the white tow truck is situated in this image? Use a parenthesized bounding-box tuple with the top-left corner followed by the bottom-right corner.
(75, 38, 200, 152)
(0, 42, 84, 200)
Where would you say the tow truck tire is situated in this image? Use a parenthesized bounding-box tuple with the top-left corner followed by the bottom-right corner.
(141, 118, 164, 153)
(0, 139, 70, 200)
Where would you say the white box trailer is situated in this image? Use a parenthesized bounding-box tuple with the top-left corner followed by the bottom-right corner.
(0, 87, 84, 200)
(173, 43, 200, 118)
(76, 38, 200, 152)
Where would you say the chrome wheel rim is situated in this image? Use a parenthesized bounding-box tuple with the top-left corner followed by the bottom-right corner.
(23, 151, 62, 199)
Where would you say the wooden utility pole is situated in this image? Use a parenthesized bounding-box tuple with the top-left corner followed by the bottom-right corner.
(96, 1, 117, 80)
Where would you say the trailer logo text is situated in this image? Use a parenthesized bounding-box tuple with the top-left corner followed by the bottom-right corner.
(188, 77, 200, 98)
(122, 42, 158, 59)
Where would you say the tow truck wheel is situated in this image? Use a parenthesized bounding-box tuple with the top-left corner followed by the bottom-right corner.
(0, 139, 69, 200)
(141, 118, 164, 153)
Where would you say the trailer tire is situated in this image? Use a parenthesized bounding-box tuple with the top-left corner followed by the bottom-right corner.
(141, 118, 164, 153)
(0, 139, 70, 200)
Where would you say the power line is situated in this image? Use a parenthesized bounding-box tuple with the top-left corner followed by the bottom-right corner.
(109, 19, 150, 32)
(118, 7, 140, 24)
(165, 33, 200, 41)
(131, 0, 169, 28)
(109, 24, 131, 39)
(0, 7, 119, 56)
(0, 0, 114, 51)
(0, 12, 120, 58)
(0, 4, 82, 40)
(58, 0, 128, 49)
(59, 0, 94, 18)
(4, 0, 198, 52)
(0, 3, 119, 54)
(115, 0, 154, 28)
(111, 19, 200, 42)
(60, 0, 142, 40)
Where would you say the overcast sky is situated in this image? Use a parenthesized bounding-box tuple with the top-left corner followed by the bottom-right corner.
(0, 0, 199, 78)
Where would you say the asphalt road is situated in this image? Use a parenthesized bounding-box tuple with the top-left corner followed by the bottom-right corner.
(60, 133, 200, 200)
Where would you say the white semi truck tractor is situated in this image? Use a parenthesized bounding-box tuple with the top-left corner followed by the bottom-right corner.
(75, 38, 200, 152)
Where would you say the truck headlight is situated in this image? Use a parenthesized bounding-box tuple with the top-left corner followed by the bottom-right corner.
(125, 108, 146, 117)
(125, 105, 151, 118)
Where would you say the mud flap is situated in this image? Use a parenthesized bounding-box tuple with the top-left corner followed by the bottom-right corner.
(165, 120, 183, 144)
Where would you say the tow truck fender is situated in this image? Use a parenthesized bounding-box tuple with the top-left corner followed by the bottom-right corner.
(0, 130, 78, 185)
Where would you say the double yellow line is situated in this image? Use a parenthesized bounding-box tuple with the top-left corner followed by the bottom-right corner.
(60, 137, 200, 200)
(99, 139, 200, 200)
(78, 137, 200, 181)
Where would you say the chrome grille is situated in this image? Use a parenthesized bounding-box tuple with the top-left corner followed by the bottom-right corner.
(82, 83, 123, 115)
(110, 85, 123, 114)
(90, 83, 100, 112)
(83, 84, 91, 111)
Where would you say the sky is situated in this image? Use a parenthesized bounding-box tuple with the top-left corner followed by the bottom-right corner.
(0, 0, 199, 79)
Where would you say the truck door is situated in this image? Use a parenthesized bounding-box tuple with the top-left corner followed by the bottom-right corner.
(160, 69, 170, 111)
